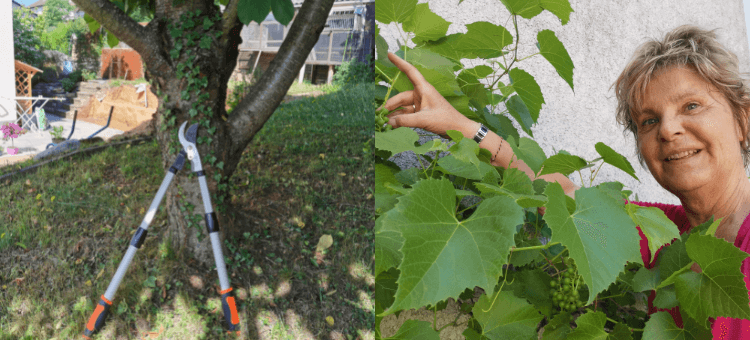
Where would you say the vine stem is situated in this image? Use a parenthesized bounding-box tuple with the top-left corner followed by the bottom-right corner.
(546, 247, 568, 265)
(516, 52, 540, 62)
(589, 161, 604, 186)
(437, 312, 463, 332)
(578, 170, 585, 189)
(511, 242, 560, 252)
(433, 305, 438, 331)
(482, 252, 514, 312)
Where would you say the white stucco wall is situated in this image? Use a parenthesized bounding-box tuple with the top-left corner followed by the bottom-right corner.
(0, 2, 16, 124)
(378, 0, 750, 205)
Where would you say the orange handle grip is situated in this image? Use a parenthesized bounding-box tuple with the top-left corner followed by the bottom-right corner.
(82, 296, 111, 338)
(220, 288, 240, 331)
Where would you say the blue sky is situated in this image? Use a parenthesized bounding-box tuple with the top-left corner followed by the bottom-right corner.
(15, 0, 37, 6)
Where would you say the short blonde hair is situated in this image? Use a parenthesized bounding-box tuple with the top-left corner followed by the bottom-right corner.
(613, 25, 750, 169)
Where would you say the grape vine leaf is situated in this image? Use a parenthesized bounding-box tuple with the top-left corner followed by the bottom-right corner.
(595, 142, 639, 181)
(376, 35, 395, 68)
(454, 22, 514, 59)
(389, 47, 463, 97)
(375, 0, 417, 24)
(375, 268, 399, 339)
(632, 266, 660, 292)
(499, 0, 542, 18)
(537, 30, 574, 91)
(507, 267, 554, 317)
(465, 65, 494, 79)
(543, 183, 642, 305)
(472, 290, 544, 339)
(567, 311, 631, 339)
(437, 138, 498, 181)
(375, 163, 401, 213)
(540, 0, 574, 25)
(642, 311, 711, 340)
(483, 111, 520, 144)
(424, 34, 473, 63)
(652, 285, 678, 309)
(394, 168, 420, 186)
(509, 235, 544, 268)
(506, 95, 535, 137)
(382, 178, 525, 315)
(375, 128, 419, 155)
(384, 320, 440, 340)
(403, 3, 450, 44)
(539, 153, 587, 177)
(505, 136, 547, 176)
(457, 71, 490, 111)
(541, 312, 572, 340)
(375, 215, 404, 277)
(501, 168, 535, 195)
(375, 128, 448, 156)
(655, 239, 690, 289)
(624, 204, 680, 264)
(475, 182, 548, 208)
(674, 233, 750, 326)
(508, 68, 545, 123)
(609, 323, 633, 340)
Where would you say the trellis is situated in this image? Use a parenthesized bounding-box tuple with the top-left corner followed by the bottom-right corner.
(14, 60, 42, 114)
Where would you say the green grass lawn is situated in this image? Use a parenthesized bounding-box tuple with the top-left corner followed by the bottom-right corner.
(0, 83, 375, 340)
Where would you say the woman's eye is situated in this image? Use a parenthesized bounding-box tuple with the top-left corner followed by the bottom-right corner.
(642, 118, 657, 126)
(687, 103, 698, 110)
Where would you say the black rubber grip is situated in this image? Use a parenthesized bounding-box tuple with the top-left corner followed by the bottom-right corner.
(195, 170, 205, 177)
(83, 297, 111, 337)
(169, 150, 187, 174)
(205, 212, 219, 233)
(130, 227, 148, 249)
(221, 289, 240, 331)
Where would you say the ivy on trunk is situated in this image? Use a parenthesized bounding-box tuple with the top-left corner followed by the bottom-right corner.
(71, 0, 335, 264)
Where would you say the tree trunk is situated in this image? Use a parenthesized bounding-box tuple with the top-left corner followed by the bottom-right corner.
(71, 0, 335, 264)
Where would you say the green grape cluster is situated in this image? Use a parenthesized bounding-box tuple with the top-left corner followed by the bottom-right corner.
(375, 107, 392, 132)
(549, 257, 585, 312)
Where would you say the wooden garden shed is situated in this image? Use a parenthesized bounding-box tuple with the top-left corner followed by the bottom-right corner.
(14, 60, 42, 114)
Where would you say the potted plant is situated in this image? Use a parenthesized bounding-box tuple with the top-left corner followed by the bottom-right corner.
(50, 126, 65, 143)
(1, 123, 27, 155)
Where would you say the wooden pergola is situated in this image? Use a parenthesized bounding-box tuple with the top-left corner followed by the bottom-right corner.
(14, 60, 42, 114)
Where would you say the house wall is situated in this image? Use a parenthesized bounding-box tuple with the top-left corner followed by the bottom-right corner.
(378, 0, 750, 205)
(0, 2, 16, 124)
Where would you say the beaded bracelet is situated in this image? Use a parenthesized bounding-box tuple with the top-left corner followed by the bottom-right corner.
(491, 138, 504, 162)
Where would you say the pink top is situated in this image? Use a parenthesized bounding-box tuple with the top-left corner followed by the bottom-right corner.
(631, 200, 750, 339)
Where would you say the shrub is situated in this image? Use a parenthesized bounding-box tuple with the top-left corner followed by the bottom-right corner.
(60, 78, 76, 92)
(332, 56, 374, 86)
(40, 67, 59, 83)
(81, 69, 97, 81)
(68, 70, 83, 83)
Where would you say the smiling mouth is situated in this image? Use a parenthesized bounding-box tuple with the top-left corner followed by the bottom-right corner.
(665, 149, 701, 162)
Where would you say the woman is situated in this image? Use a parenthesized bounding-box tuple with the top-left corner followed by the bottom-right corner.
(382, 25, 750, 337)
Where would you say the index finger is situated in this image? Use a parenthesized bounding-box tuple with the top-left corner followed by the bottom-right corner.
(388, 52, 428, 91)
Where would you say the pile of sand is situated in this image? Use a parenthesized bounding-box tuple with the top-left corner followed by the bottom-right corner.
(77, 84, 158, 134)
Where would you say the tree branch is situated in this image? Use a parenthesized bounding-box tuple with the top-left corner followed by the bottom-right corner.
(218, 0, 244, 83)
(70, 0, 171, 75)
(227, 0, 334, 150)
(221, 0, 241, 40)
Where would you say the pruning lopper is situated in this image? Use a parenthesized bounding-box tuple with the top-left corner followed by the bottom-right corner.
(83, 122, 240, 338)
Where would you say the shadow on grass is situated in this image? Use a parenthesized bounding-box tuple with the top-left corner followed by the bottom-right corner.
(0, 83, 375, 339)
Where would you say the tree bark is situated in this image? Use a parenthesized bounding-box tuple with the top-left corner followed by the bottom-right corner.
(71, 0, 335, 264)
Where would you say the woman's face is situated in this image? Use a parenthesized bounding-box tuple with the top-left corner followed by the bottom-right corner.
(637, 65, 745, 196)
